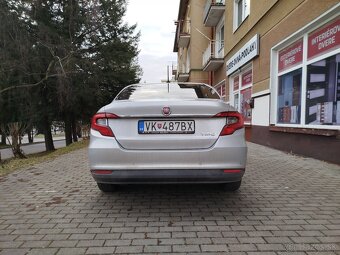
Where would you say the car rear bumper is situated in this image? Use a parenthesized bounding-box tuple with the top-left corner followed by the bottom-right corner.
(91, 169, 244, 184)
(88, 129, 247, 184)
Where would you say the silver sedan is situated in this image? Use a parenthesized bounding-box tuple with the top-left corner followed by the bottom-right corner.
(88, 83, 247, 192)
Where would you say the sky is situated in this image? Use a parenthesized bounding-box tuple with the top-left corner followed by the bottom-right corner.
(124, 0, 180, 83)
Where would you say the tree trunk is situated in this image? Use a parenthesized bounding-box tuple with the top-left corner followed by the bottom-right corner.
(64, 114, 73, 146)
(43, 116, 55, 151)
(0, 132, 6, 145)
(27, 129, 34, 143)
(72, 117, 78, 142)
(8, 122, 26, 158)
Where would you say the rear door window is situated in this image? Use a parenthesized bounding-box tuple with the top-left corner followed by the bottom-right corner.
(115, 83, 220, 100)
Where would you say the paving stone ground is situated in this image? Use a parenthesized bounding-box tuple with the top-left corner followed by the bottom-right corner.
(0, 143, 339, 255)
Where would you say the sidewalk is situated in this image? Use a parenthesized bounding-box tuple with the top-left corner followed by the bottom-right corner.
(3, 134, 65, 145)
(0, 142, 339, 254)
(0, 137, 67, 160)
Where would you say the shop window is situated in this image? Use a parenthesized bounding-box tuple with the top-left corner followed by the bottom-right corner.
(231, 68, 252, 123)
(240, 87, 252, 122)
(306, 53, 340, 125)
(273, 16, 340, 128)
(277, 69, 302, 124)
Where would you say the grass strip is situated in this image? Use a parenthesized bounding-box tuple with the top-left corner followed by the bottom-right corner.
(0, 139, 89, 176)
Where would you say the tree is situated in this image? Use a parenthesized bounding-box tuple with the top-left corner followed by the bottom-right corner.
(0, 0, 141, 151)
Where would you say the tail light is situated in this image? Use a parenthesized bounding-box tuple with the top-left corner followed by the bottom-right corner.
(214, 111, 244, 136)
(223, 169, 242, 173)
(92, 170, 113, 175)
(91, 112, 119, 137)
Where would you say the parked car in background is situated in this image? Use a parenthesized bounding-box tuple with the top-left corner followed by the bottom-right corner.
(88, 83, 247, 192)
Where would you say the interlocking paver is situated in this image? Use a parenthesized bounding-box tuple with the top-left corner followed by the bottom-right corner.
(56, 247, 86, 255)
(143, 245, 172, 253)
(201, 244, 228, 252)
(0, 249, 30, 255)
(0, 143, 339, 254)
(76, 239, 104, 247)
(172, 244, 200, 252)
(20, 241, 51, 248)
(115, 245, 143, 253)
(49, 240, 78, 248)
(26, 248, 59, 255)
(85, 246, 116, 254)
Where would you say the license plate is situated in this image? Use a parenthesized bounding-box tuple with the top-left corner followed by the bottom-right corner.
(138, 120, 195, 134)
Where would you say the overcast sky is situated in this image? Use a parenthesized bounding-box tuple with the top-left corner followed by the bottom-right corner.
(125, 0, 180, 83)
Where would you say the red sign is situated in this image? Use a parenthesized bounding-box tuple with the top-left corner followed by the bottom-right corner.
(308, 18, 340, 60)
(233, 76, 239, 91)
(278, 40, 303, 72)
(221, 84, 226, 97)
(242, 70, 252, 87)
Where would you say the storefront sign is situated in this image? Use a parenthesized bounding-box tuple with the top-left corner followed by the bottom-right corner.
(226, 34, 259, 76)
(308, 18, 340, 59)
(242, 69, 253, 87)
(233, 76, 239, 91)
(278, 40, 303, 72)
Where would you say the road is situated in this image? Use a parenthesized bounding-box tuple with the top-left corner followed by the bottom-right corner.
(0, 139, 66, 160)
(0, 143, 339, 254)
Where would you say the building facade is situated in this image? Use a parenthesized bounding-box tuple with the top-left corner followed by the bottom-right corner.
(174, 0, 340, 164)
(173, 0, 227, 99)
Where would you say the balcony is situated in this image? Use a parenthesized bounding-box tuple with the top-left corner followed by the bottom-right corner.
(203, 0, 225, 27)
(177, 72, 190, 82)
(202, 40, 224, 72)
(177, 63, 190, 82)
(178, 33, 190, 48)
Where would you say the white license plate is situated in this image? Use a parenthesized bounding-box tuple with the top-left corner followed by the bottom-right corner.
(138, 120, 195, 134)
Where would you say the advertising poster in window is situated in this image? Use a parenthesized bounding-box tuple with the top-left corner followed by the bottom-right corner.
(221, 84, 226, 97)
(242, 70, 252, 87)
(278, 40, 303, 72)
(234, 94, 239, 111)
(221, 83, 225, 97)
(240, 87, 252, 123)
(306, 53, 340, 125)
(233, 76, 239, 91)
(277, 69, 302, 124)
(308, 18, 340, 60)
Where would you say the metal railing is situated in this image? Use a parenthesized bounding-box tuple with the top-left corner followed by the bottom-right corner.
(202, 40, 224, 67)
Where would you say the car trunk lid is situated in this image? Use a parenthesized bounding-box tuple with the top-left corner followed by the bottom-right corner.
(102, 99, 234, 150)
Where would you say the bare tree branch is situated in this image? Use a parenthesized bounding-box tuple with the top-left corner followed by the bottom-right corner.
(0, 59, 54, 94)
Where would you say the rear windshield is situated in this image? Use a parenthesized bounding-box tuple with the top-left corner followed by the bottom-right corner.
(115, 83, 220, 100)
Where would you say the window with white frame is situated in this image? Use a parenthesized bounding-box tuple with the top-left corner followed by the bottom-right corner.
(233, 0, 250, 31)
(231, 67, 253, 123)
(217, 25, 224, 53)
(274, 17, 340, 128)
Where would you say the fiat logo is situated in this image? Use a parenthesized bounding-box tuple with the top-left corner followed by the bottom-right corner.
(162, 106, 171, 116)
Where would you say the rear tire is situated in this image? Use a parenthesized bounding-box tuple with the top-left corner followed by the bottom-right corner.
(223, 180, 241, 191)
(97, 183, 117, 193)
